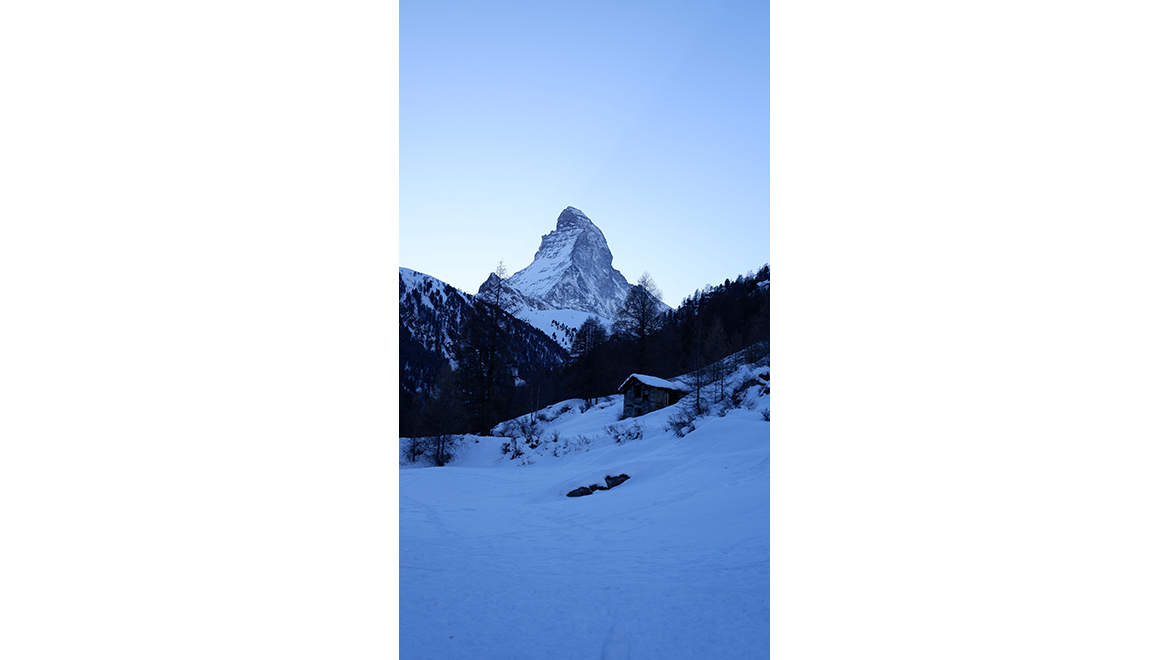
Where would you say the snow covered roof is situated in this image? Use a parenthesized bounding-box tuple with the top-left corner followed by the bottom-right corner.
(617, 374, 689, 394)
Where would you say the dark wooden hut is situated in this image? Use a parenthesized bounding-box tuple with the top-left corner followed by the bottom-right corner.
(617, 374, 688, 419)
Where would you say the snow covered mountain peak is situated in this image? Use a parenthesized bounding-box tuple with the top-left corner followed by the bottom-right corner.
(555, 205, 594, 231)
(477, 207, 639, 335)
(527, 207, 615, 292)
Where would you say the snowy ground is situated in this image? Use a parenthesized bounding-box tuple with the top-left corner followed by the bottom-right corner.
(400, 358, 770, 659)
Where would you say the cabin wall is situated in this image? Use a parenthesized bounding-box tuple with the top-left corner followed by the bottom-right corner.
(622, 383, 682, 419)
(622, 389, 636, 419)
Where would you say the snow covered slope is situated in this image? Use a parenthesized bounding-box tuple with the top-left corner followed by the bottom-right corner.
(400, 355, 771, 659)
(399, 267, 474, 363)
(512, 307, 605, 352)
(399, 266, 568, 398)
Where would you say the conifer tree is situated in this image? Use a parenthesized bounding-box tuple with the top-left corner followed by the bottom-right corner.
(451, 262, 517, 434)
(569, 315, 609, 405)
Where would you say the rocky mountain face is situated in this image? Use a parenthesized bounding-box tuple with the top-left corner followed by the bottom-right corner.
(475, 207, 644, 323)
(399, 267, 567, 399)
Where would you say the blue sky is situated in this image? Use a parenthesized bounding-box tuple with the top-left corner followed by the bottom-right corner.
(400, 0, 769, 306)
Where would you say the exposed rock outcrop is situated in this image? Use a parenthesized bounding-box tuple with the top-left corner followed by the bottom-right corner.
(604, 474, 630, 489)
(566, 474, 631, 498)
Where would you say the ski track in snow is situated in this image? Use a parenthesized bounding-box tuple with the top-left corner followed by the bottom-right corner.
(401, 362, 770, 659)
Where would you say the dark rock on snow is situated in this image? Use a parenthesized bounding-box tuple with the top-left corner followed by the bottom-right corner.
(566, 474, 630, 497)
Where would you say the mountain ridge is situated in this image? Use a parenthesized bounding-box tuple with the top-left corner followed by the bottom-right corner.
(475, 206, 671, 350)
(478, 207, 639, 322)
(399, 267, 568, 410)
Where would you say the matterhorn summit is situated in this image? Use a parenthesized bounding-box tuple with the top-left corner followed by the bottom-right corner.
(476, 206, 663, 347)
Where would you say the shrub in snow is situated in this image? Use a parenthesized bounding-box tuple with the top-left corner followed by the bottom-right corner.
(604, 421, 643, 445)
(729, 372, 769, 411)
(551, 432, 587, 457)
(402, 437, 428, 464)
(501, 415, 544, 450)
(665, 407, 698, 437)
(555, 434, 598, 457)
(501, 436, 526, 460)
(410, 434, 456, 466)
(520, 417, 543, 449)
(760, 408, 770, 422)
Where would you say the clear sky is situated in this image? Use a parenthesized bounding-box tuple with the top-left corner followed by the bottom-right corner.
(399, 0, 769, 307)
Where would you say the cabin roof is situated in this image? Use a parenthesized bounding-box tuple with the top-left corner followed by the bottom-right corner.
(617, 373, 689, 394)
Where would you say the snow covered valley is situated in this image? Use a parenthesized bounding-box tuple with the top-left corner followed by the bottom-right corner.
(400, 361, 771, 659)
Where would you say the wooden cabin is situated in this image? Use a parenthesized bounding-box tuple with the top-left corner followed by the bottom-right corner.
(617, 374, 688, 419)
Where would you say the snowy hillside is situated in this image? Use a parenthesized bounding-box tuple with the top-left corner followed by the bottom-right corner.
(399, 267, 473, 363)
(514, 307, 611, 352)
(400, 352, 771, 659)
(399, 266, 568, 397)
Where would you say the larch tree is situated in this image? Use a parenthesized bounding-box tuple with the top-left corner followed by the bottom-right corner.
(613, 272, 666, 373)
(706, 316, 731, 402)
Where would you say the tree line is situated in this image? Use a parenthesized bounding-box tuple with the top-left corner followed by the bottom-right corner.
(399, 263, 770, 439)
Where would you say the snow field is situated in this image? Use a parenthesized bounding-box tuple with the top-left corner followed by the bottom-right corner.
(400, 360, 770, 659)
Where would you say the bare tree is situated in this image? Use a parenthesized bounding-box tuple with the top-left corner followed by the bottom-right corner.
(482, 260, 518, 314)
(402, 436, 429, 463)
(614, 272, 666, 372)
(429, 434, 456, 466)
(706, 317, 731, 402)
(637, 271, 663, 302)
(685, 332, 713, 417)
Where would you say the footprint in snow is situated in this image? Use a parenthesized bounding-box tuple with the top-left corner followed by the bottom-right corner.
(600, 623, 629, 660)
